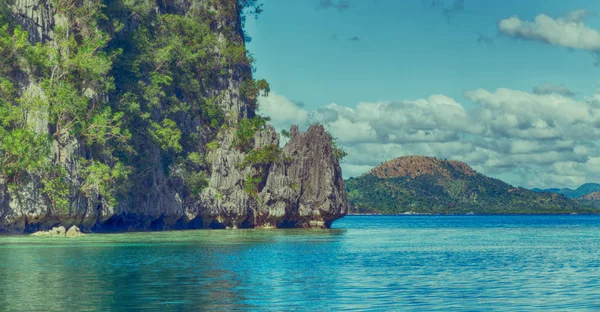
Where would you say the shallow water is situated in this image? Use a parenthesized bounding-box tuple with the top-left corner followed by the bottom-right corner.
(1, 215, 600, 311)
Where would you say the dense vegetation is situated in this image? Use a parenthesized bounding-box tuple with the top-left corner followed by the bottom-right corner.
(345, 157, 597, 214)
(0, 0, 269, 212)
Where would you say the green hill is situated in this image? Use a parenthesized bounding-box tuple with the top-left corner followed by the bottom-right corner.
(345, 156, 592, 214)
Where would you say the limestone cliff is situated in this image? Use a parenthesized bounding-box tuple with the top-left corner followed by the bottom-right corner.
(0, 0, 347, 233)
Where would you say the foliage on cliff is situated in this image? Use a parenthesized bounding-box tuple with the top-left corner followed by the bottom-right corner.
(0, 0, 269, 212)
(345, 156, 593, 214)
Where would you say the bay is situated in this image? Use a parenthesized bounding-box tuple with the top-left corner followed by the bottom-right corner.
(1, 215, 600, 311)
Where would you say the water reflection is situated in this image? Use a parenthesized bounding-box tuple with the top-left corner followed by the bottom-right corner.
(0, 229, 345, 311)
(2, 217, 600, 310)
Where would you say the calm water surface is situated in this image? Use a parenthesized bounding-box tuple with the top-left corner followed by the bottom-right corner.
(1, 215, 600, 311)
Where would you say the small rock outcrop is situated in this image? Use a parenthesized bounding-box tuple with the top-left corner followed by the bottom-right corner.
(31, 225, 84, 237)
(260, 125, 347, 228)
(66, 226, 84, 237)
(185, 124, 347, 229)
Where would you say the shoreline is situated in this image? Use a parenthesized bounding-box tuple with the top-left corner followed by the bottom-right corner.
(345, 212, 591, 216)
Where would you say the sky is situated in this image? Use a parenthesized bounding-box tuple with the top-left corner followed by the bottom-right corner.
(244, 0, 600, 189)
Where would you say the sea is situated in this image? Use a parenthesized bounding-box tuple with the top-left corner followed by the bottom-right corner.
(1, 215, 600, 311)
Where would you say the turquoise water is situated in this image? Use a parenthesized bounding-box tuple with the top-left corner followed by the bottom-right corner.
(1, 215, 600, 311)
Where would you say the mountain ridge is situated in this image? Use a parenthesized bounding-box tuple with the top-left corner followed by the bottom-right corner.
(366, 155, 475, 179)
(531, 183, 600, 199)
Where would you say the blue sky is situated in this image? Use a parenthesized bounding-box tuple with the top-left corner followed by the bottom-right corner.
(245, 0, 600, 189)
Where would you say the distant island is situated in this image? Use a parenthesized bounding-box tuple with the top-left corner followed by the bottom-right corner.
(345, 156, 600, 215)
(531, 183, 600, 199)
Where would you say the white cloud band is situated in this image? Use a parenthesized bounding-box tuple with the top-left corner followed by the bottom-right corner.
(259, 86, 600, 189)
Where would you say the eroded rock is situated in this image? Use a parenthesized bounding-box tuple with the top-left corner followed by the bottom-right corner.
(31, 226, 66, 237)
(31, 225, 85, 237)
(0, 0, 348, 233)
(66, 226, 84, 237)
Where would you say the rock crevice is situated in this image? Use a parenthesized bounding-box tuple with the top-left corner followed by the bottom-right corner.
(0, 0, 348, 233)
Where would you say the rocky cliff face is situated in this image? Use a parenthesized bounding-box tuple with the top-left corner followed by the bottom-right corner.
(190, 124, 347, 229)
(11, 0, 55, 43)
(0, 0, 347, 233)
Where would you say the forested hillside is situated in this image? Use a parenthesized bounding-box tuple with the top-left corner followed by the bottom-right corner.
(345, 156, 590, 214)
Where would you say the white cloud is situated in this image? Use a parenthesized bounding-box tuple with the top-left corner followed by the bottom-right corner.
(260, 86, 600, 188)
(533, 83, 575, 97)
(341, 164, 375, 178)
(565, 9, 590, 23)
(465, 88, 599, 140)
(524, 156, 600, 188)
(498, 10, 600, 51)
(258, 92, 309, 130)
(314, 95, 476, 145)
(313, 104, 377, 144)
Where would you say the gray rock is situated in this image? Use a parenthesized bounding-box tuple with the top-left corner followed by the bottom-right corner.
(51, 226, 66, 236)
(66, 225, 84, 237)
(0, 0, 348, 233)
(31, 226, 66, 236)
(11, 0, 55, 43)
(259, 124, 348, 228)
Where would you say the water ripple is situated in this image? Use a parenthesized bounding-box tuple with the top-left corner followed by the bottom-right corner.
(1, 215, 600, 311)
